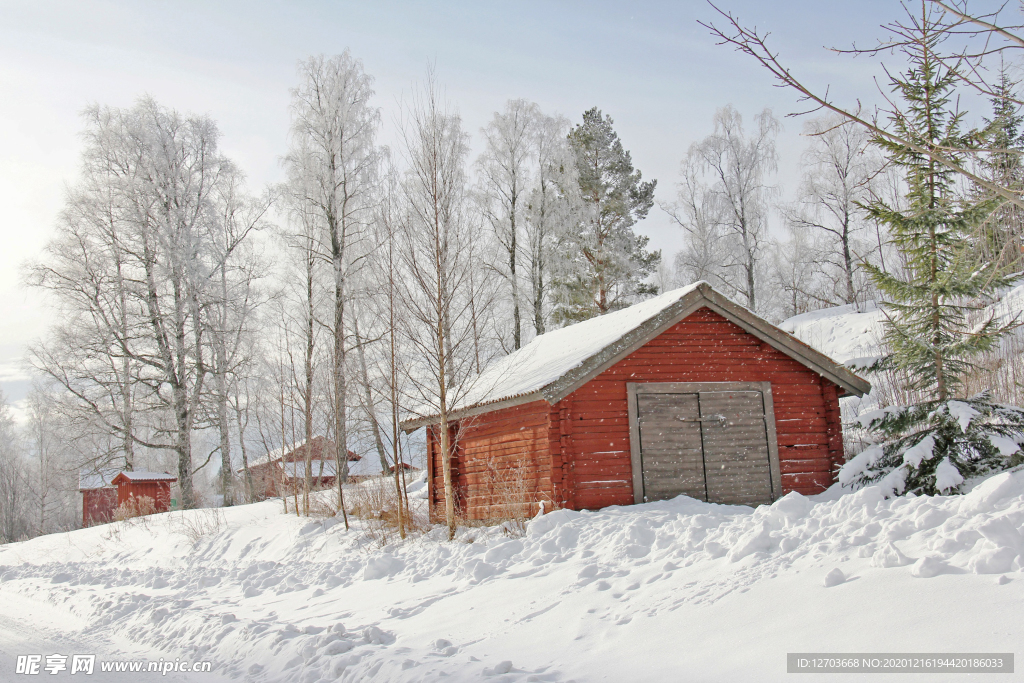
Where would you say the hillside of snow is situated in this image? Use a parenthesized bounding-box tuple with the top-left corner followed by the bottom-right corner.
(779, 301, 886, 369)
(3, 471, 1024, 682)
(779, 280, 1024, 371)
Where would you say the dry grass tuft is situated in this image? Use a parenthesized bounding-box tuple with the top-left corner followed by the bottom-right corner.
(172, 507, 227, 546)
(483, 458, 540, 538)
(114, 496, 158, 522)
(350, 475, 426, 548)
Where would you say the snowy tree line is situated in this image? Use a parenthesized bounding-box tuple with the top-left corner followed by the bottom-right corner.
(7, 11, 1024, 540)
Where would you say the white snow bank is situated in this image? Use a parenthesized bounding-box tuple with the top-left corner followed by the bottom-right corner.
(1, 472, 1024, 681)
(779, 301, 886, 367)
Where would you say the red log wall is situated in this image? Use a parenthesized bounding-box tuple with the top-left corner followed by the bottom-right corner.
(117, 481, 173, 512)
(429, 402, 553, 521)
(82, 488, 117, 527)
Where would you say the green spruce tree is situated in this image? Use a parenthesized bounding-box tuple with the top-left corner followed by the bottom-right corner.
(552, 108, 659, 323)
(846, 10, 1024, 496)
(977, 66, 1024, 268)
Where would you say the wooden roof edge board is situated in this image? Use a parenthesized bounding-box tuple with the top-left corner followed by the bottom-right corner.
(400, 283, 870, 430)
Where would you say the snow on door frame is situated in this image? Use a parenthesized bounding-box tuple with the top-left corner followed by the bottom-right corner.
(626, 381, 783, 506)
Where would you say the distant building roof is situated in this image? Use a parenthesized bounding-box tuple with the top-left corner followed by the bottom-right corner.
(249, 436, 361, 468)
(79, 468, 121, 491)
(111, 471, 177, 485)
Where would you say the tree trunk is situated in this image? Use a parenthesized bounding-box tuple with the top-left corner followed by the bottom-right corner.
(233, 392, 253, 503)
(353, 313, 390, 473)
(303, 254, 315, 515)
(510, 209, 521, 349)
(333, 245, 350, 530)
(216, 362, 234, 507)
(842, 213, 856, 305)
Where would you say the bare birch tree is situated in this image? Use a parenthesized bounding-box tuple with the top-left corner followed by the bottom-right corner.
(399, 74, 478, 540)
(678, 105, 779, 312)
(784, 115, 883, 307)
(286, 53, 379, 521)
(703, 1, 1024, 211)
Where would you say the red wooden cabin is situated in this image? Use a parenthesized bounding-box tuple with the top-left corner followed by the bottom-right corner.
(402, 283, 870, 521)
(79, 469, 119, 527)
(246, 436, 365, 499)
(111, 471, 177, 513)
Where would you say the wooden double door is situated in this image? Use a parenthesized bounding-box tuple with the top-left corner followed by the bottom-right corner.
(627, 382, 782, 506)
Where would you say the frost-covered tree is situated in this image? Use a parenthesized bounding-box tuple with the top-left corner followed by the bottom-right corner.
(785, 116, 883, 307)
(207, 175, 270, 507)
(25, 384, 79, 535)
(676, 105, 778, 312)
(664, 154, 730, 289)
(0, 389, 31, 543)
(477, 102, 573, 344)
(280, 158, 331, 516)
(843, 12, 1024, 495)
(28, 98, 259, 509)
(770, 225, 822, 318)
(552, 108, 658, 323)
(286, 52, 380, 505)
(523, 111, 572, 336)
(477, 99, 537, 350)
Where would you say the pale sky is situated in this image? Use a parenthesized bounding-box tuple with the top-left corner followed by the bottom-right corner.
(0, 0, 906, 413)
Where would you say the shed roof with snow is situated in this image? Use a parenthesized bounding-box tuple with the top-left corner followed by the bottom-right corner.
(111, 471, 178, 484)
(403, 282, 869, 432)
(79, 468, 120, 491)
(407, 282, 871, 520)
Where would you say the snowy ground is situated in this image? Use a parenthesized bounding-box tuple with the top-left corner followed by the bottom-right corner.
(2, 470, 1024, 682)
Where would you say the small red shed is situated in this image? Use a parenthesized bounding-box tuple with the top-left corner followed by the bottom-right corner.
(246, 436, 364, 499)
(111, 471, 177, 513)
(79, 469, 119, 527)
(402, 283, 870, 521)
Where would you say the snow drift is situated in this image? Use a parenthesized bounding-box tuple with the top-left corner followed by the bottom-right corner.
(2, 470, 1024, 682)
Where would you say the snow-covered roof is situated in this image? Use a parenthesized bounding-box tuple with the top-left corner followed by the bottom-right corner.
(282, 460, 339, 479)
(279, 454, 382, 479)
(402, 281, 871, 430)
(249, 436, 360, 469)
(111, 471, 177, 483)
(78, 468, 120, 491)
(457, 283, 703, 411)
(248, 444, 288, 469)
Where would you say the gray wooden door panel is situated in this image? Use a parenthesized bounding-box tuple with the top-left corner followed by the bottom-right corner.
(636, 393, 706, 502)
(629, 382, 780, 507)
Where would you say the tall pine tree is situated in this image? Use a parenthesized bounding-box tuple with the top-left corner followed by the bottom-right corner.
(845, 7, 1024, 496)
(977, 66, 1024, 268)
(552, 108, 659, 323)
